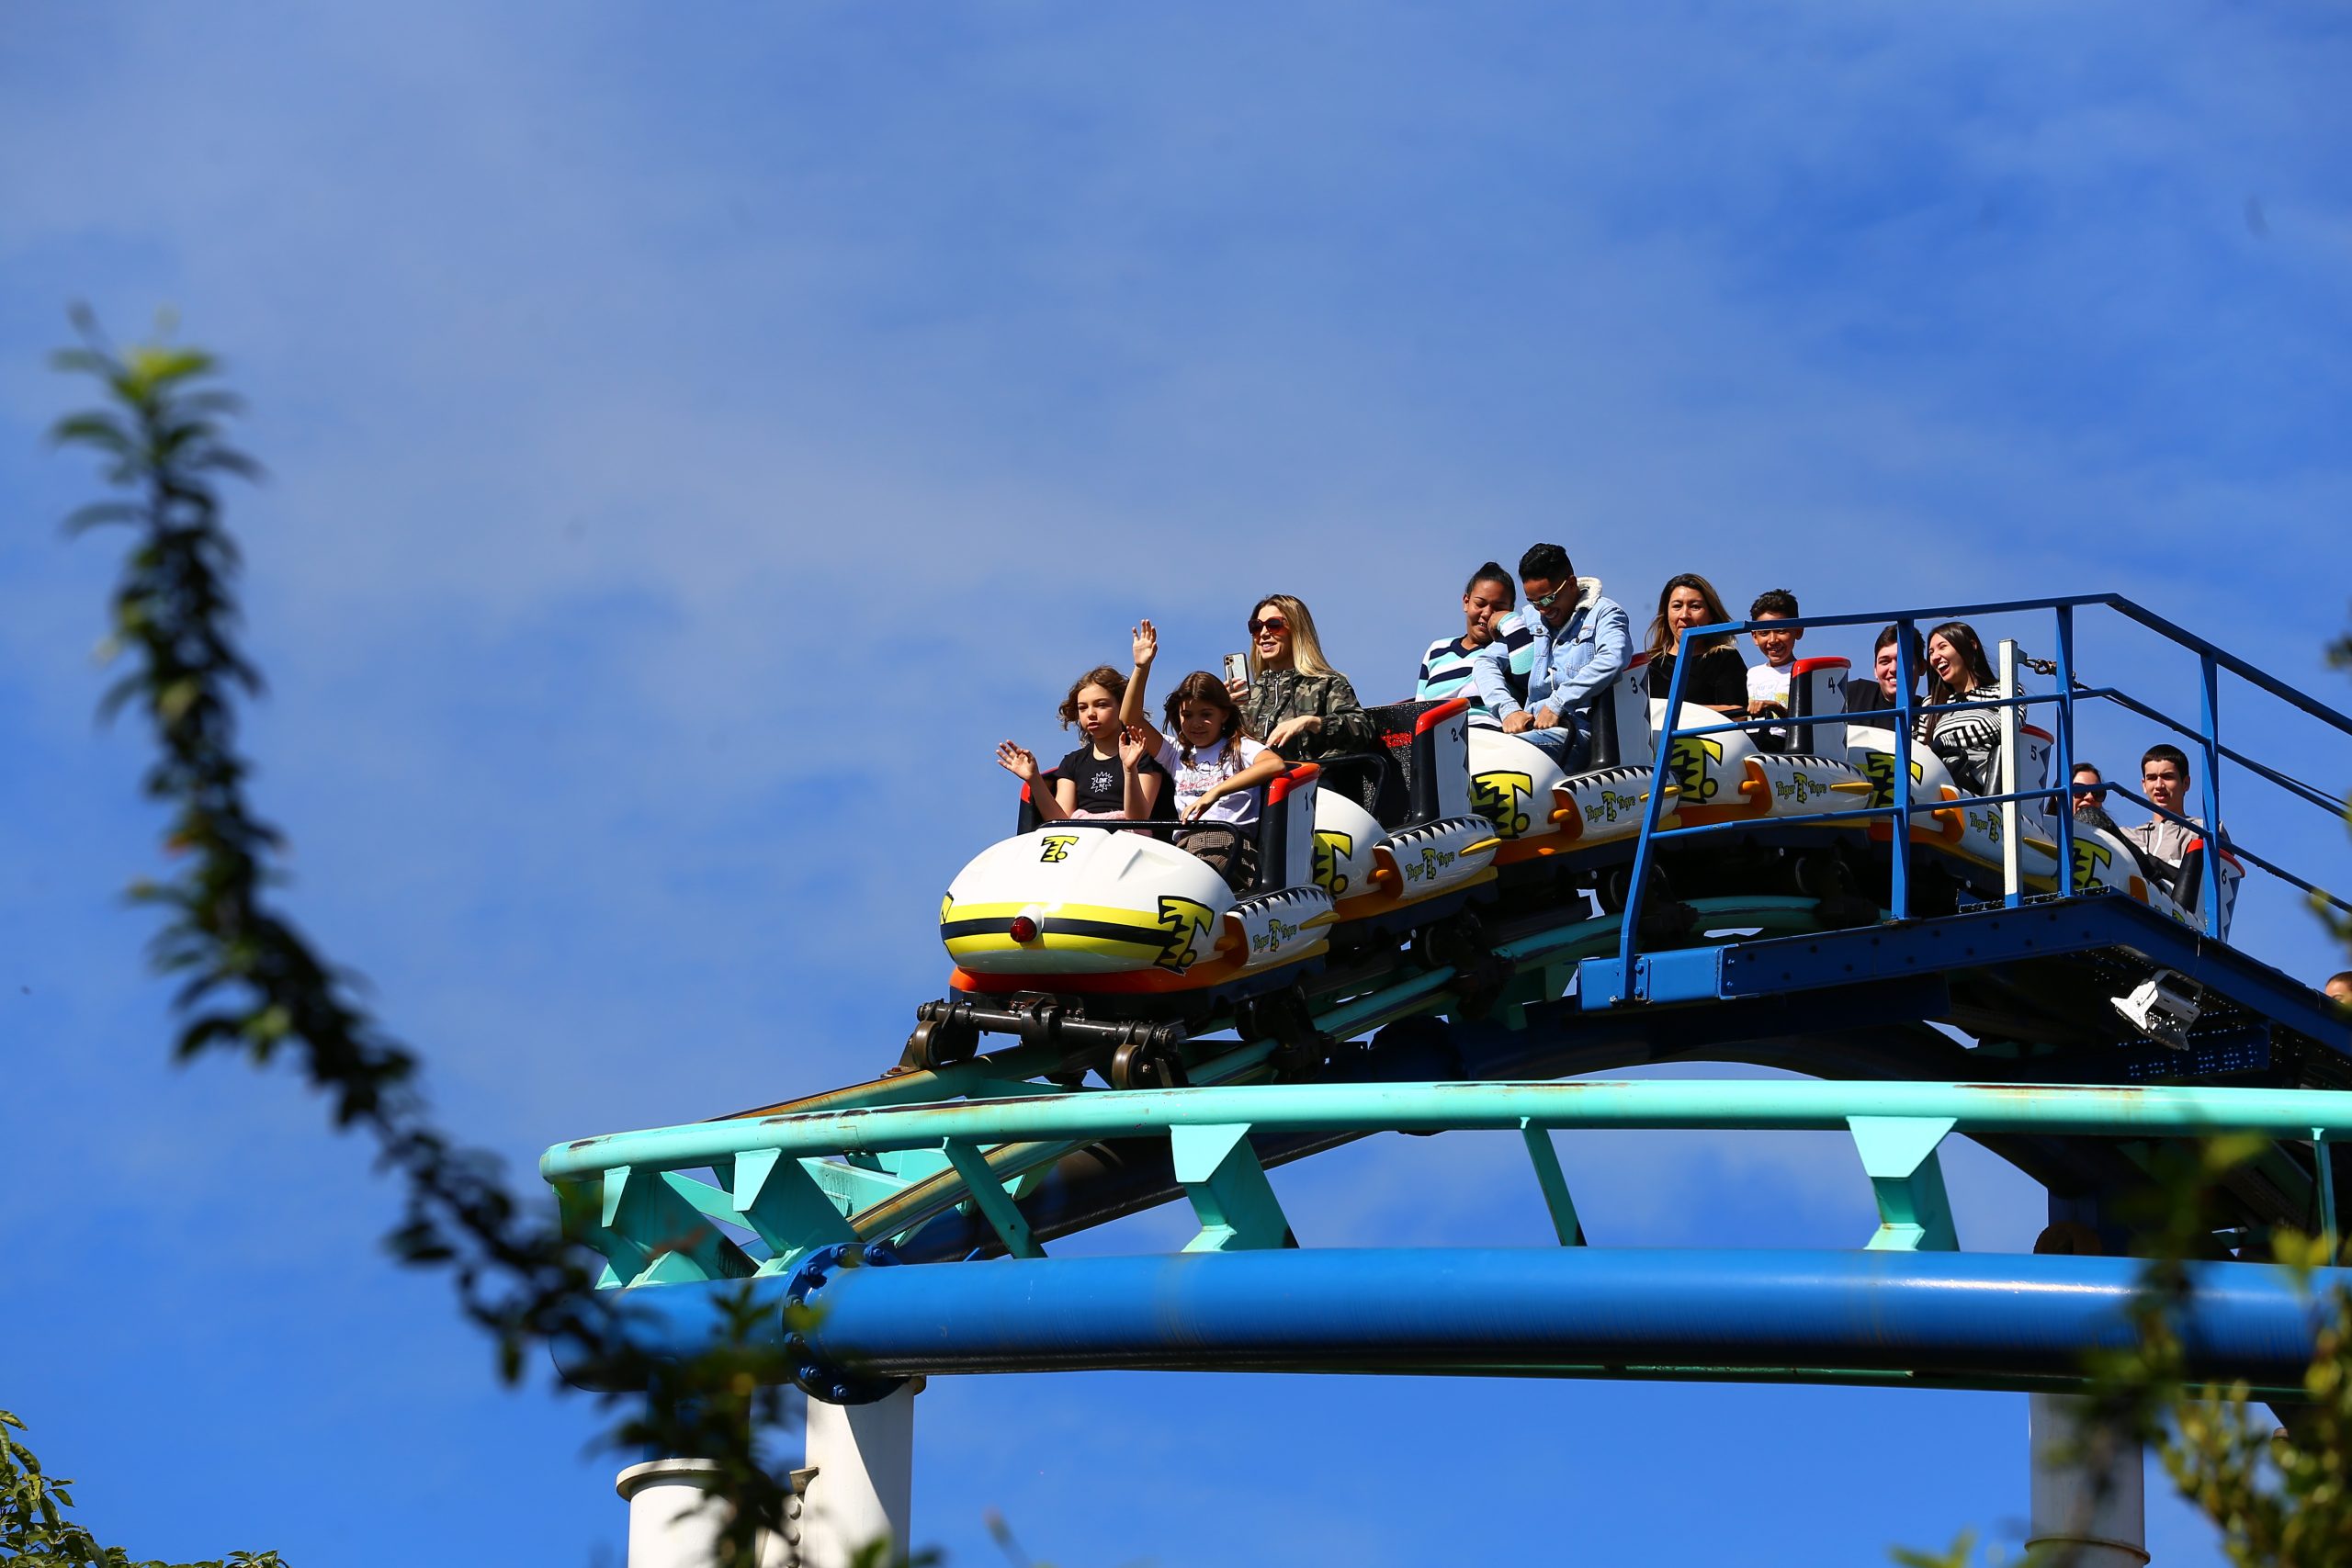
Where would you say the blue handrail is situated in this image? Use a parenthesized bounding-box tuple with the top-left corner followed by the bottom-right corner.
(1610, 594, 2351, 1003)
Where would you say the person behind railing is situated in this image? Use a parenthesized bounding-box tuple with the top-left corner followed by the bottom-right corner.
(1917, 620, 2010, 795)
(2325, 972, 2352, 1008)
(1417, 561, 1533, 728)
(2068, 761, 2123, 835)
(1121, 619, 1287, 892)
(2120, 744, 2231, 904)
(1472, 543, 1630, 770)
(1231, 592, 1376, 766)
(1845, 624, 1927, 719)
(994, 663, 1170, 823)
(1645, 573, 1746, 720)
(1744, 588, 1804, 752)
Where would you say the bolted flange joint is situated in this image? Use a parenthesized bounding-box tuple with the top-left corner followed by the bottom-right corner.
(782, 1241, 909, 1406)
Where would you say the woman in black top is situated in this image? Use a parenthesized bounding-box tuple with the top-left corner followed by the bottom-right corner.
(1645, 574, 1747, 716)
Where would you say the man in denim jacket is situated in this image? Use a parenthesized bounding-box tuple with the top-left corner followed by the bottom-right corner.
(1471, 542, 1630, 772)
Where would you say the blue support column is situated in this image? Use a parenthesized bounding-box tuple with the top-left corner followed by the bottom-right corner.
(1892, 618, 1917, 919)
(2052, 605, 2078, 896)
(2198, 652, 2226, 937)
(1613, 622, 1701, 1001)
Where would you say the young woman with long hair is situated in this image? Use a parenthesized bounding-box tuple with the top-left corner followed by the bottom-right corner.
(1644, 573, 1747, 718)
(1917, 620, 2008, 795)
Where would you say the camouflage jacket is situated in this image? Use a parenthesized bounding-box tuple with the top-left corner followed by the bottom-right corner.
(1244, 668, 1377, 762)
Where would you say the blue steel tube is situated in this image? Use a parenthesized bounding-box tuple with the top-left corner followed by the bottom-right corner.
(1613, 621, 1700, 998)
(557, 1250, 2347, 1396)
(2053, 605, 2076, 900)
(2199, 652, 2226, 937)
(1892, 616, 1917, 919)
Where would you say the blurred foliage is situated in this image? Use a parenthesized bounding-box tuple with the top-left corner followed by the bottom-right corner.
(2083, 1141, 2352, 1567)
(2, 1409, 285, 1568)
(44, 310, 802, 1566)
(1895, 626, 2352, 1564)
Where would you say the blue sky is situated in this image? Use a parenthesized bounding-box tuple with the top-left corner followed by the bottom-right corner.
(4, 3, 2349, 1562)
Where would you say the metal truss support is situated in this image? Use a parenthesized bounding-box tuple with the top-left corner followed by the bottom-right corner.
(942, 1139, 1044, 1258)
(732, 1149, 856, 1272)
(1846, 1116, 1960, 1252)
(1520, 1121, 1586, 1246)
(1172, 1122, 1292, 1251)
(601, 1166, 755, 1285)
(2027, 1393, 2147, 1567)
(800, 1383, 917, 1568)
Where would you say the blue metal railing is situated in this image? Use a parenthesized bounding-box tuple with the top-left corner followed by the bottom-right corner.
(1612, 593, 2352, 1002)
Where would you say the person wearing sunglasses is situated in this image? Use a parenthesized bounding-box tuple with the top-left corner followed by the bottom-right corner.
(1471, 542, 1630, 771)
(1232, 593, 1376, 767)
(2068, 761, 2122, 834)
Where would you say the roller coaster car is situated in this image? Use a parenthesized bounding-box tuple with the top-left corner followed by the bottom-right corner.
(1841, 716, 2242, 934)
(1466, 656, 1877, 887)
(918, 699, 1500, 1070)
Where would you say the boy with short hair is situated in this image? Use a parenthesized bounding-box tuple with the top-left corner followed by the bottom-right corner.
(1745, 588, 1802, 752)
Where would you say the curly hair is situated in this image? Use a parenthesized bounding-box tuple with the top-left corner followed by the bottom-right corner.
(1057, 665, 1127, 728)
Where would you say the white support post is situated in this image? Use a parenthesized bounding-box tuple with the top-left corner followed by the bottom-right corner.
(1998, 637, 2023, 906)
(616, 1458, 733, 1568)
(799, 1383, 917, 1568)
(2028, 1393, 2148, 1568)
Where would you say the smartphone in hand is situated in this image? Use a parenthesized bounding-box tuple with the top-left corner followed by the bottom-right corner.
(1223, 652, 1250, 689)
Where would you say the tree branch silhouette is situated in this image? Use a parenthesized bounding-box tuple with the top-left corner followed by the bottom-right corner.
(49, 309, 799, 1566)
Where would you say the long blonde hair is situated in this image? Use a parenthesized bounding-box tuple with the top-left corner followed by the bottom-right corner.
(1248, 593, 1340, 680)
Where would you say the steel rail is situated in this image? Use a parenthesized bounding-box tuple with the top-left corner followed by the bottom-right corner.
(542, 1078, 2352, 1180)
(557, 1248, 2352, 1399)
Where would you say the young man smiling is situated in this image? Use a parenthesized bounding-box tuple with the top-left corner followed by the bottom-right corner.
(1471, 542, 1630, 771)
(2122, 743, 2241, 932)
(2122, 744, 2209, 875)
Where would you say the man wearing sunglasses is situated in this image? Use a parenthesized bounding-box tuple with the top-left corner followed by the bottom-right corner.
(1471, 541, 1630, 771)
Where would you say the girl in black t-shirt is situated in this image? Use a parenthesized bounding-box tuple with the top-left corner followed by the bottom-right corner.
(994, 664, 1170, 820)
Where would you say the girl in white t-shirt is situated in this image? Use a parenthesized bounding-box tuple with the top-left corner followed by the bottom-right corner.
(1118, 621, 1288, 891)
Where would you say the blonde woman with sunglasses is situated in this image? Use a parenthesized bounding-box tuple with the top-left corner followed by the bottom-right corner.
(1231, 593, 1376, 768)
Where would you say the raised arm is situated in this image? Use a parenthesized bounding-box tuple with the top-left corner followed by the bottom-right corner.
(1118, 619, 1166, 753)
(1117, 725, 1165, 820)
(995, 741, 1074, 823)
